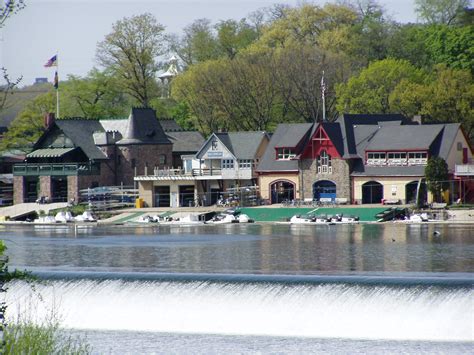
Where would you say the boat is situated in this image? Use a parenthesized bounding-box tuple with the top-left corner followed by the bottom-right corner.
(154, 214, 204, 226)
(205, 209, 254, 224)
(289, 214, 335, 225)
(54, 211, 74, 223)
(74, 211, 97, 222)
(330, 214, 360, 224)
(33, 215, 57, 224)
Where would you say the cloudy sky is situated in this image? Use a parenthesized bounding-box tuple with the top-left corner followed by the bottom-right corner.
(1, 0, 419, 86)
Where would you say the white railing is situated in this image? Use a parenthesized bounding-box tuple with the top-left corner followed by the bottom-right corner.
(455, 164, 474, 176)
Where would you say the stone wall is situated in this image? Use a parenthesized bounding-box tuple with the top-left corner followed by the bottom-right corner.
(13, 176, 24, 204)
(300, 158, 351, 201)
(118, 144, 173, 185)
(39, 176, 52, 200)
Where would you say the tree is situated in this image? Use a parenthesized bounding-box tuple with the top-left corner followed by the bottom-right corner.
(1, 1, 25, 113)
(425, 157, 449, 203)
(424, 24, 474, 72)
(336, 58, 425, 114)
(0, 0, 25, 27)
(389, 65, 474, 142)
(96, 13, 166, 106)
(61, 69, 130, 118)
(414, 0, 470, 25)
(0, 92, 54, 153)
(215, 19, 258, 59)
(169, 18, 219, 67)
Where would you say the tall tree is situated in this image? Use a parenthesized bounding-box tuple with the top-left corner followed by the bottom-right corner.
(336, 58, 425, 114)
(414, 0, 471, 25)
(0, 0, 25, 113)
(425, 157, 449, 202)
(169, 18, 219, 67)
(96, 13, 166, 106)
(0, 92, 54, 153)
(61, 69, 130, 118)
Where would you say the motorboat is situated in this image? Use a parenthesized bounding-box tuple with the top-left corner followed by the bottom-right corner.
(395, 213, 430, 223)
(289, 214, 335, 225)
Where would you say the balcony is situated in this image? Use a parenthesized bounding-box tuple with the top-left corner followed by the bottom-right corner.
(455, 164, 474, 176)
(13, 163, 100, 176)
(192, 168, 222, 178)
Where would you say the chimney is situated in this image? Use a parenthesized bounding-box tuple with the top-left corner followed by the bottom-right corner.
(412, 115, 423, 125)
(44, 112, 55, 128)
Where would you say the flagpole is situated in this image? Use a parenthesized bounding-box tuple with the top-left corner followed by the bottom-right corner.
(321, 70, 326, 122)
(56, 52, 59, 118)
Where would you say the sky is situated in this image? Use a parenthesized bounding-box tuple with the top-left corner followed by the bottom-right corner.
(1, 0, 419, 87)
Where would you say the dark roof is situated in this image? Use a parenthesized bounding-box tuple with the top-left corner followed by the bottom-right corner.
(257, 124, 312, 172)
(365, 125, 443, 151)
(166, 131, 205, 153)
(351, 163, 426, 177)
(117, 108, 171, 145)
(321, 122, 344, 157)
(338, 114, 411, 157)
(159, 119, 183, 132)
(215, 132, 268, 160)
(54, 119, 107, 160)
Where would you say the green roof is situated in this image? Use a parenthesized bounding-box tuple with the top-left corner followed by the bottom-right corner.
(26, 147, 76, 158)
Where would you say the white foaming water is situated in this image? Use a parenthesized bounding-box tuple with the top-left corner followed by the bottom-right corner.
(5, 280, 473, 342)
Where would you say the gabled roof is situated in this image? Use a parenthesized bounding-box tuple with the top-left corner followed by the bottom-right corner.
(166, 131, 205, 153)
(364, 125, 444, 151)
(54, 119, 107, 160)
(338, 114, 411, 157)
(215, 131, 268, 160)
(320, 122, 344, 157)
(257, 123, 312, 172)
(159, 119, 183, 132)
(117, 108, 171, 145)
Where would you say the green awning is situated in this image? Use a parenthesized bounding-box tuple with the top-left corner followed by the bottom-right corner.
(26, 147, 76, 158)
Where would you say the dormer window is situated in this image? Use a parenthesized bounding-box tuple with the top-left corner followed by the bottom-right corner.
(277, 148, 296, 160)
(408, 152, 427, 165)
(387, 152, 407, 165)
(317, 149, 332, 174)
(367, 152, 386, 165)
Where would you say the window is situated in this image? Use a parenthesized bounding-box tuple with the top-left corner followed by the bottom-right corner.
(276, 148, 296, 160)
(239, 159, 252, 169)
(222, 159, 234, 169)
(387, 152, 407, 165)
(408, 152, 427, 165)
(131, 159, 136, 169)
(317, 150, 332, 174)
(159, 154, 166, 165)
(367, 152, 386, 165)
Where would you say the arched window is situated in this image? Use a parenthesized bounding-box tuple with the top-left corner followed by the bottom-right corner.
(317, 150, 332, 174)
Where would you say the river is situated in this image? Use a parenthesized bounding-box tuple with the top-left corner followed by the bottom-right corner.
(1, 222, 473, 353)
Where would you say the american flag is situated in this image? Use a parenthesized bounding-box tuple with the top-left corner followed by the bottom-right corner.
(44, 55, 57, 67)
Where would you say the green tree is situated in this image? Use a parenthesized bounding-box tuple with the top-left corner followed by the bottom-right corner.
(0, 92, 54, 153)
(170, 18, 219, 66)
(96, 13, 166, 106)
(424, 24, 474, 72)
(425, 156, 449, 202)
(1, 1, 25, 113)
(61, 69, 130, 118)
(336, 58, 425, 114)
(414, 0, 470, 24)
(215, 19, 259, 59)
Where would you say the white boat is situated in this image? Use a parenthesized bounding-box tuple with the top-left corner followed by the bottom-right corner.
(135, 215, 158, 223)
(206, 213, 237, 225)
(74, 211, 97, 222)
(289, 214, 335, 225)
(330, 214, 360, 224)
(33, 215, 57, 224)
(155, 214, 204, 226)
(55, 211, 74, 223)
(395, 213, 430, 223)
